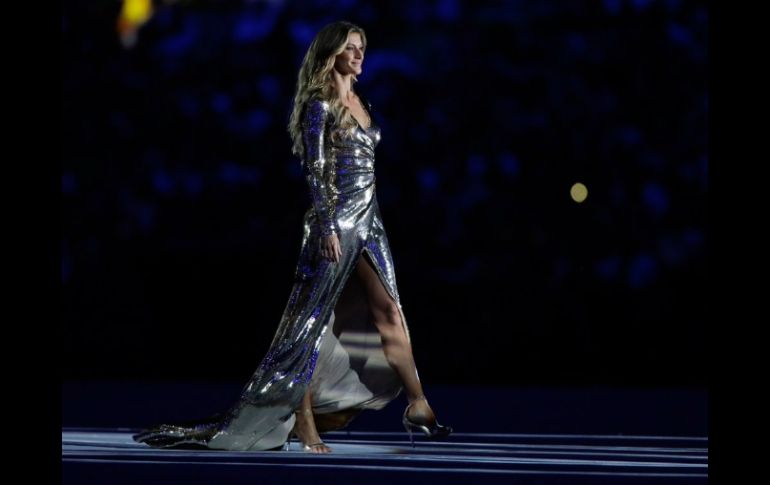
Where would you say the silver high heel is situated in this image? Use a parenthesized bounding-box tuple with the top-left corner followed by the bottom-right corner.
(402, 395, 453, 448)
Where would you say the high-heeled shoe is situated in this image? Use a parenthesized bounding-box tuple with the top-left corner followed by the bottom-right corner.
(292, 409, 332, 453)
(402, 395, 453, 448)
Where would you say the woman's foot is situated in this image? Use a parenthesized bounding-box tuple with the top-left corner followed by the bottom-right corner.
(405, 395, 437, 426)
(293, 409, 332, 453)
(403, 395, 453, 443)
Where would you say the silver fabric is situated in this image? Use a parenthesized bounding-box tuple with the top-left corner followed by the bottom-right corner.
(134, 94, 412, 451)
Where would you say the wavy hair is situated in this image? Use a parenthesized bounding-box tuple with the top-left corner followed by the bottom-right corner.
(287, 21, 368, 158)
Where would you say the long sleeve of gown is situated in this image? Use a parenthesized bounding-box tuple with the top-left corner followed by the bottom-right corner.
(302, 98, 339, 237)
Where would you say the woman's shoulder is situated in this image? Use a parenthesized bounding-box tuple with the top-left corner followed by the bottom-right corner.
(303, 94, 331, 127)
(306, 94, 331, 112)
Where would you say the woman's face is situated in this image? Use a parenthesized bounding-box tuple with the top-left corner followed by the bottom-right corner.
(334, 32, 365, 76)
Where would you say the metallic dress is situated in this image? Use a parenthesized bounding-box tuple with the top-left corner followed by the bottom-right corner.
(133, 93, 413, 451)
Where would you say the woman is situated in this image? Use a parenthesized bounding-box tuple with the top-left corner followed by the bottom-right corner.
(134, 20, 451, 453)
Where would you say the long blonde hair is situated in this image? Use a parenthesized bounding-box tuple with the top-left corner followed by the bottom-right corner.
(287, 21, 368, 159)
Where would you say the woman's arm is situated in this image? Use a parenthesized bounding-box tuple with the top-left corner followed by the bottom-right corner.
(302, 98, 339, 237)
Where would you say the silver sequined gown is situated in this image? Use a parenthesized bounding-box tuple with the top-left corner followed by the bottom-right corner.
(134, 94, 413, 451)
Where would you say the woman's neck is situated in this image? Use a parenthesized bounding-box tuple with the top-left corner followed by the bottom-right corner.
(332, 70, 355, 101)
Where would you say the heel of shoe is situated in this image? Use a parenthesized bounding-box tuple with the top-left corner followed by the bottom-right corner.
(402, 417, 416, 448)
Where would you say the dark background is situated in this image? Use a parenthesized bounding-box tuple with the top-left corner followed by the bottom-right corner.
(61, 0, 707, 387)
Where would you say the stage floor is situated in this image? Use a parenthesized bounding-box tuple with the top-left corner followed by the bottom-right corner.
(63, 428, 707, 483)
(62, 382, 708, 483)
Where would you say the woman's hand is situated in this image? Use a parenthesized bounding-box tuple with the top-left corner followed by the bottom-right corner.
(320, 233, 342, 263)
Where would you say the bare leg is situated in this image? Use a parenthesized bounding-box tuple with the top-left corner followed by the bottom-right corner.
(293, 388, 332, 453)
(355, 251, 437, 424)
